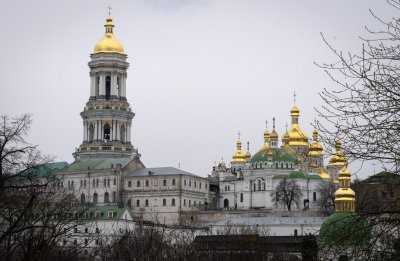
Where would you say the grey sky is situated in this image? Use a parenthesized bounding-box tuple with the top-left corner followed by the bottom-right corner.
(1, 0, 395, 178)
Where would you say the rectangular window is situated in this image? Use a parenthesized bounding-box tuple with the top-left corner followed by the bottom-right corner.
(137, 181, 140, 187)
(184, 180, 186, 186)
(189, 180, 192, 187)
(113, 178, 116, 185)
(104, 178, 106, 188)
(128, 181, 132, 187)
(172, 179, 176, 186)
(96, 179, 99, 187)
(313, 192, 317, 202)
(240, 193, 243, 202)
(194, 181, 197, 188)
(84, 180, 87, 188)
(163, 180, 167, 186)
(108, 211, 114, 218)
(294, 229, 298, 236)
(199, 182, 201, 189)
(146, 180, 149, 187)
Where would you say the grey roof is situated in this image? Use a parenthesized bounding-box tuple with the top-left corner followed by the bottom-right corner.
(205, 216, 326, 226)
(127, 167, 201, 178)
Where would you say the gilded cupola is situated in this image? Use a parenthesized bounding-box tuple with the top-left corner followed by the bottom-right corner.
(317, 168, 331, 180)
(329, 139, 347, 166)
(308, 127, 323, 156)
(94, 15, 125, 54)
(270, 117, 279, 141)
(231, 133, 246, 164)
(334, 166, 355, 212)
(288, 93, 309, 147)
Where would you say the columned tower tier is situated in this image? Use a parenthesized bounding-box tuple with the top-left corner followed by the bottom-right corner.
(73, 15, 139, 161)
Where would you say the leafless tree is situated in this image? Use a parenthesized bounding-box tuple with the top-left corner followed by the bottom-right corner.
(315, 181, 336, 215)
(0, 114, 84, 260)
(271, 179, 303, 211)
(315, 1, 400, 258)
(315, 0, 400, 174)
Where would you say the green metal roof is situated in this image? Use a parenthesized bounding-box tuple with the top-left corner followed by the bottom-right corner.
(22, 161, 69, 178)
(64, 158, 130, 171)
(272, 171, 322, 180)
(319, 212, 370, 246)
(72, 205, 130, 221)
(250, 148, 295, 163)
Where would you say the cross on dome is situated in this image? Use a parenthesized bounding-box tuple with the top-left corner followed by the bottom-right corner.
(108, 4, 112, 16)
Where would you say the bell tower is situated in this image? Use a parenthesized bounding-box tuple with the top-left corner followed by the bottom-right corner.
(73, 14, 140, 160)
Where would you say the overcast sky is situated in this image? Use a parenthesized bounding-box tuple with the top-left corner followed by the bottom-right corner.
(1, 0, 396, 178)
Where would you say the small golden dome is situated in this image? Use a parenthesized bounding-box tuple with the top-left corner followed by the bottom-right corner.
(232, 138, 246, 163)
(309, 161, 317, 169)
(270, 129, 278, 140)
(290, 104, 300, 115)
(329, 139, 347, 166)
(308, 128, 323, 156)
(94, 16, 124, 54)
(317, 168, 331, 179)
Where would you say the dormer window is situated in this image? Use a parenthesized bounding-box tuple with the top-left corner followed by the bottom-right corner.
(108, 211, 115, 218)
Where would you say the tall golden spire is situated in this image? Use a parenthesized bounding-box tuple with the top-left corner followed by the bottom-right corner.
(231, 131, 246, 163)
(94, 7, 124, 54)
(334, 166, 355, 212)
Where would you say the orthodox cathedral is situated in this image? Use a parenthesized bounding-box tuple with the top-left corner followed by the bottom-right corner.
(55, 13, 350, 226)
(210, 100, 348, 211)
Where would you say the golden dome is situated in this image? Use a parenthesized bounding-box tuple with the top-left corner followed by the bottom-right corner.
(329, 139, 347, 166)
(290, 104, 300, 116)
(288, 124, 309, 146)
(334, 166, 356, 212)
(94, 16, 124, 54)
(287, 101, 308, 147)
(270, 117, 279, 140)
(309, 161, 317, 169)
(317, 168, 331, 179)
(309, 128, 323, 156)
(232, 138, 246, 163)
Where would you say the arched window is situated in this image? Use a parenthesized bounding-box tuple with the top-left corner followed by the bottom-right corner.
(104, 123, 110, 141)
(120, 125, 126, 142)
(104, 192, 109, 203)
(281, 162, 284, 168)
(88, 124, 94, 142)
(286, 163, 289, 168)
(93, 193, 98, 204)
(163, 199, 166, 206)
(112, 191, 116, 202)
(257, 179, 262, 191)
(145, 199, 149, 206)
(276, 162, 279, 168)
(81, 193, 85, 204)
(313, 192, 317, 202)
(172, 198, 176, 206)
(136, 199, 140, 207)
(105, 76, 111, 100)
